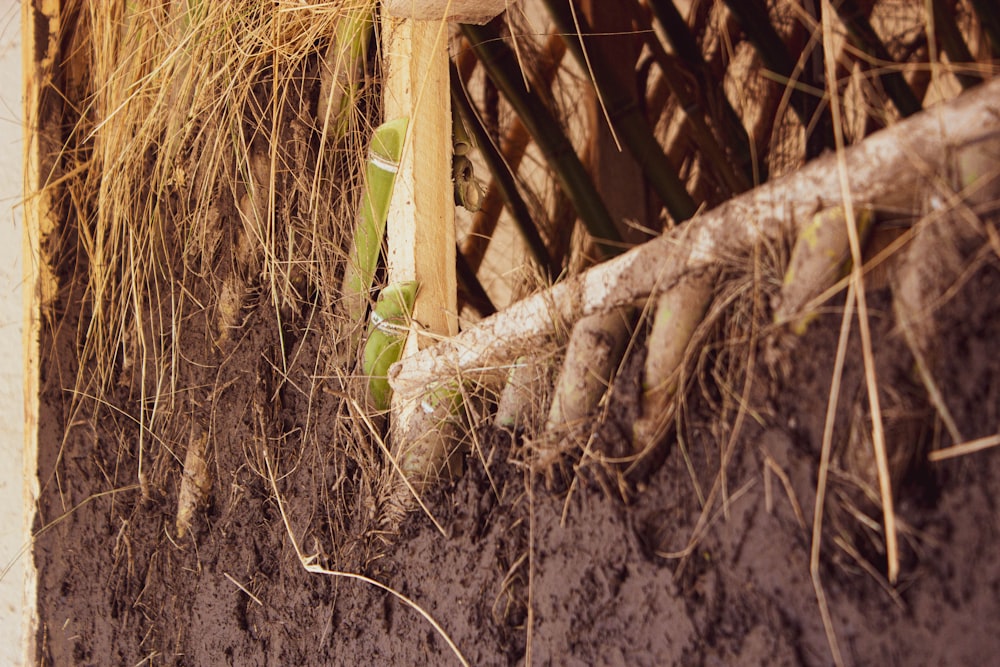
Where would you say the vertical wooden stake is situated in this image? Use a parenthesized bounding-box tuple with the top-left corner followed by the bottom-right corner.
(382, 17, 457, 348)
(379, 4, 508, 512)
(380, 15, 459, 513)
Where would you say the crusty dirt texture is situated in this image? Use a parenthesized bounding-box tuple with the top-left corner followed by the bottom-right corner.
(35, 230, 1000, 666)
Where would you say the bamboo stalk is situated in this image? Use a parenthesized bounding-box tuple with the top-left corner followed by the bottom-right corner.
(340, 117, 409, 338)
(364, 281, 420, 410)
(317, 1, 376, 144)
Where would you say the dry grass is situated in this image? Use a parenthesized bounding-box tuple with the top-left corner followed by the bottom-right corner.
(41, 0, 390, 567)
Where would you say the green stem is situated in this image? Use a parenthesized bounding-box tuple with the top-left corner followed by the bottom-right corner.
(341, 117, 408, 338)
(834, 0, 923, 117)
(542, 0, 698, 223)
(450, 61, 558, 277)
(931, 0, 984, 90)
(461, 18, 624, 258)
(363, 280, 419, 411)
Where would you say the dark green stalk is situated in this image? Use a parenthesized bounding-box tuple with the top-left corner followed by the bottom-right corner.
(461, 18, 624, 258)
(722, 0, 795, 83)
(456, 246, 497, 317)
(931, 0, 984, 90)
(721, 0, 833, 155)
(647, 0, 760, 185)
(801, 0, 831, 158)
(646, 0, 703, 69)
(834, 0, 923, 117)
(449, 61, 559, 278)
(969, 0, 1000, 58)
(641, 29, 750, 194)
(542, 0, 698, 223)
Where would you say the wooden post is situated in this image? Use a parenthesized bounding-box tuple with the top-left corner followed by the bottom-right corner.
(378, 1, 510, 513)
(384, 0, 509, 24)
(381, 1, 512, 351)
(382, 17, 458, 346)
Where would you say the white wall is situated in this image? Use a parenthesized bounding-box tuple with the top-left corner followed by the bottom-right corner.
(0, 1, 28, 664)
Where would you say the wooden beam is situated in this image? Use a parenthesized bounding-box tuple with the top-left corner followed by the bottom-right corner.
(378, 3, 509, 508)
(384, 0, 509, 24)
(382, 16, 458, 346)
(381, 2, 511, 349)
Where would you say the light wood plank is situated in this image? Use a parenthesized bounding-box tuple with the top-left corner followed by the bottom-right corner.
(383, 16, 458, 346)
(384, 0, 509, 23)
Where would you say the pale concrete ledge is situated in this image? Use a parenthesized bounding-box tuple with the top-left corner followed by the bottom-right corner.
(0, 4, 30, 665)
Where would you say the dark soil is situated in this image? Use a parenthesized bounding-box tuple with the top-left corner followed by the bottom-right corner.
(34, 234, 1000, 666)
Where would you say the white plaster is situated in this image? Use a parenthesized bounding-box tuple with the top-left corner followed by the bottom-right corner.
(0, 3, 27, 664)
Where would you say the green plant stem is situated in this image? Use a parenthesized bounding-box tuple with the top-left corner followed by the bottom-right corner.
(646, 0, 759, 184)
(833, 0, 923, 117)
(542, 0, 698, 223)
(931, 0, 984, 89)
(449, 61, 558, 277)
(969, 0, 1000, 58)
(363, 280, 420, 411)
(722, 0, 833, 155)
(456, 246, 497, 317)
(461, 18, 624, 258)
(341, 117, 408, 343)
